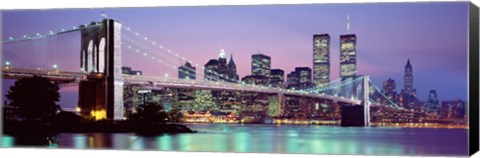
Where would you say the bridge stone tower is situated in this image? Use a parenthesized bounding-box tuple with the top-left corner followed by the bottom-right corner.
(78, 19, 124, 120)
(340, 75, 370, 127)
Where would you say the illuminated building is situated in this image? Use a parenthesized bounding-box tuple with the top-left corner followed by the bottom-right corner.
(313, 33, 330, 87)
(203, 49, 240, 111)
(241, 75, 269, 86)
(295, 67, 313, 89)
(269, 69, 285, 88)
(441, 99, 466, 119)
(121, 66, 143, 75)
(204, 49, 238, 82)
(178, 62, 196, 80)
(286, 71, 299, 89)
(425, 90, 440, 112)
(402, 59, 416, 96)
(251, 53, 271, 77)
(382, 78, 398, 104)
(339, 34, 357, 79)
(178, 62, 196, 110)
(204, 59, 219, 81)
(217, 49, 228, 77)
(400, 59, 418, 109)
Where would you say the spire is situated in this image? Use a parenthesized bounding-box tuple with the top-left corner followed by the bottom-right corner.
(228, 53, 236, 66)
(347, 14, 350, 34)
(406, 58, 412, 67)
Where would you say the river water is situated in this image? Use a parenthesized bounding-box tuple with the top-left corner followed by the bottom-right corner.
(1, 124, 468, 156)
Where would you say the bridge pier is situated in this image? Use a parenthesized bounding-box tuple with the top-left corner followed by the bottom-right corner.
(78, 19, 124, 120)
(340, 105, 366, 126)
(340, 75, 370, 127)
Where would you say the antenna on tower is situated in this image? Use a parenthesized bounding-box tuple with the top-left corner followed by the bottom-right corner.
(100, 11, 107, 19)
(347, 14, 350, 34)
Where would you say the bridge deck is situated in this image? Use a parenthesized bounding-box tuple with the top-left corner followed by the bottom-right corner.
(1, 67, 362, 105)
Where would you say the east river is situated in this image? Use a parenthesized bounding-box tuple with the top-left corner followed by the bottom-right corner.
(2, 124, 468, 156)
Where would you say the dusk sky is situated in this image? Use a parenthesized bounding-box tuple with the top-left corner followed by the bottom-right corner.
(1, 2, 469, 108)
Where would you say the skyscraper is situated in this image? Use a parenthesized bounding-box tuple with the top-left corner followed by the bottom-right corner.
(251, 53, 271, 77)
(217, 49, 228, 76)
(400, 59, 418, 109)
(178, 62, 196, 80)
(227, 54, 239, 82)
(313, 33, 330, 87)
(402, 59, 416, 97)
(339, 34, 357, 79)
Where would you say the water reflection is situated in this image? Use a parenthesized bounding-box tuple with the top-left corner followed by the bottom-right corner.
(2, 124, 468, 156)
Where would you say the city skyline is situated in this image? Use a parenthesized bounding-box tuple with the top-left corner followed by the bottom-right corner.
(1, 2, 469, 108)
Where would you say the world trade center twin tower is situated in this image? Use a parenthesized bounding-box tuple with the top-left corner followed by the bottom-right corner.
(313, 33, 357, 88)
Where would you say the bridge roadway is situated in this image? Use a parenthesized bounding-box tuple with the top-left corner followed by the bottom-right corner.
(2, 67, 362, 105)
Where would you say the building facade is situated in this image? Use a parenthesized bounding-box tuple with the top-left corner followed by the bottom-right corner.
(339, 34, 357, 79)
(227, 54, 239, 82)
(441, 99, 466, 119)
(286, 71, 299, 89)
(251, 53, 271, 78)
(402, 59, 416, 97)
(382, 78, 398, 104)
(269, 69, 285, 88)
(400, 59, 418, 109)
(296, 67, 313, 89)
(178, 62, 196, 80)
(313, 34, 330, 87)
(425, 90, 440, 112)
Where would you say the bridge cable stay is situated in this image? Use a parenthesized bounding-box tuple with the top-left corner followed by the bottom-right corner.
(368, 80, 405, 110)
(121, 43, 198, 79)
(121, 33, 201, 80)
(122, 25, 238, 82)
(2, 27, 86, 71)
(121, 25, 240, 83)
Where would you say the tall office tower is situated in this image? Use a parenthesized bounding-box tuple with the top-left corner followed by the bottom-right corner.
(402, 59, 416, 97)
(251, 53, 271, 77)
(178, 62, 196, 80)
(217, 49, 228, 77)
(339, 34, 357, 79)
(313, 33, 330, 87)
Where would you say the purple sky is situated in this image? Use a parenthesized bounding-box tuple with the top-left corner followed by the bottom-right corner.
(1, 2, 469, 108)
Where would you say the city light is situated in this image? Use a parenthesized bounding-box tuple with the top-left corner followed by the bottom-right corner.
(52, 64, 58, 69)
(5, 61, 10, 66)
(90, 110, 107, 121)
